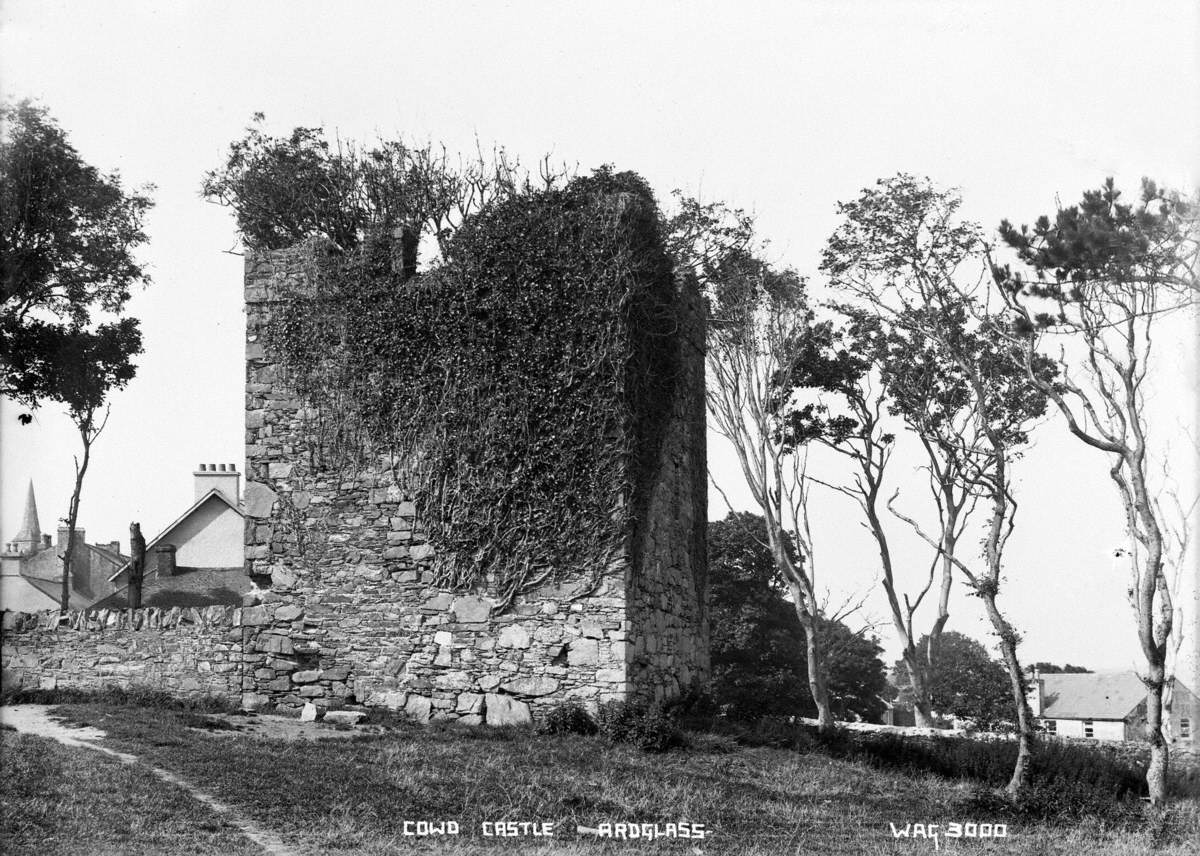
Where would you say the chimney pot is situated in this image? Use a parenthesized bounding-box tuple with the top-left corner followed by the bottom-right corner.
(200, 463, 207, 471)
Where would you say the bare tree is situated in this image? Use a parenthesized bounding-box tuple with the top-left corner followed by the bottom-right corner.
(993, 178, 1199, 805)
(779, 311, 970, 729)
(60, 404, 110, 611)
(817, 175, 1051, 795)
(705, 252, 838, 732)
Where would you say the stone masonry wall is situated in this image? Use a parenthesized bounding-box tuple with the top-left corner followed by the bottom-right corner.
(243, 246, 646, 722)
(626, 280, 710, 701)
(243, 243, 708, 722)
(0, 607, 242, 701)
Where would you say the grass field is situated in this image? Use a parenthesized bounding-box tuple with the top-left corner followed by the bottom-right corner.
(2, 704, 1198, 855)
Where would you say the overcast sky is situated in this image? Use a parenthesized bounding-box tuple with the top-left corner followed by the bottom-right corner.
(2, 1, 1197, 679)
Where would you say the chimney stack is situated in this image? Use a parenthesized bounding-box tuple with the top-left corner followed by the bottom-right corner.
(1028, 667, 1044, 717)
(156, 544, 177, 578)
(194, 462, 240, 505)
(57, 526, 85, 548)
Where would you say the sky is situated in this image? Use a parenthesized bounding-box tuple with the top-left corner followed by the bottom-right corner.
(1, 1, 1197, 679)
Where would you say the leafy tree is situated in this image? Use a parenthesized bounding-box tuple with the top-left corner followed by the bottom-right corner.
(709, 512, 888, 723)
(0, 101, 149, 610)
(993, 178, 1199, 805)
(1, 100, 152, 407)
(894, 631, 1013, 730)
(801, 174, 1051, 796)
(202, 115, 558, 270)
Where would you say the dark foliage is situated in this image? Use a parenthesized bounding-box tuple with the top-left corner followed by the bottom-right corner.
(538, 700, 598, 736)
(1, 100, 152, 408)
(708, 512, 889, 723)
(259, 166, 680, 605)
(893, 632, 1015, 731)
(0, 685, 235, 713)
(995, 177, 1197, 320)
(596, 699, 687, 753)
(708, 715, 1148, 820)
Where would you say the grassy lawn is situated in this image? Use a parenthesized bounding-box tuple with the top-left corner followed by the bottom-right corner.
(0, 726, 260, 856)
(2, 705, 1198, 855)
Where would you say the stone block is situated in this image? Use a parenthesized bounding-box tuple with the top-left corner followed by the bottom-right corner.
(405, 694, 433, 723)
(484, 694, 531, 727)
(299, 685, 325, 698)
(244, 482, 278, 518)
(500, 676, 559, 697)
(268, 462, 293, 479)
(456, 692, 484, 713)
(457, 714, 484, 726)
(498, 625, 531, 649)
(239, 606, 272, 626)
(567, 639, 599, 665)
(368, 691, 408, 710)
(434, 670, 472, 690)
(451, 596, 493, 623)
(292, 670, 320, 683)
(263, 635, 294, 655)
(241, 693, 271, 712)
(300, 702, 318, 722)
(275, 605, 303, 622)
(323, 710, 366, 726)
(321, 665, 351, 682)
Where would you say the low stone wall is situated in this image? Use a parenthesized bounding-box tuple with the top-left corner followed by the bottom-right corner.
(0, 607, 242, 701)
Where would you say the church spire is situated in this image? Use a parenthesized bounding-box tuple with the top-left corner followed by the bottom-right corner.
(12, 481, 42, 554)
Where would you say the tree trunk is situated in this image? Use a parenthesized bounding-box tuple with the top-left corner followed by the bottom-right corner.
(782, 578, 834, 733)
(796, 600, 834, 734)
(902, 649, 937, 728)
(128, 522, 146, 610)
(59, 444, 91, 612)
(980, 592, 1034, 797)
(1145, 677, 1169, 806)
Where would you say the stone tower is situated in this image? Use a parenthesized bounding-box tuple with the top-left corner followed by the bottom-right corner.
(240, 236, 709, 722)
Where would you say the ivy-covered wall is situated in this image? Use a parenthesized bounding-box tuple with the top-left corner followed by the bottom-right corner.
(243, 190, 708, 720)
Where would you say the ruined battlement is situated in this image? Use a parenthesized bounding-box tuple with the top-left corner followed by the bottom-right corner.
(240, 239, 709, 722)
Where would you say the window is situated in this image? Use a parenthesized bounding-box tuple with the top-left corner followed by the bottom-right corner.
(1044, 719, 1056, 735)
(1083, 719, 1094, 738)
(1181, 718, 1191, 740)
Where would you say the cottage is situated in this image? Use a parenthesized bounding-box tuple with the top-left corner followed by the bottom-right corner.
(1028, 670, 1198, 744)
(96, 464, 249, 609)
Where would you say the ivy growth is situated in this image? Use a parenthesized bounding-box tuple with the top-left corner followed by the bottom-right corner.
(262, 168, 680, 607)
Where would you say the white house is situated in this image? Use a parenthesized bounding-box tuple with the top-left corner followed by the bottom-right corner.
(99, 464, 248, 608)
(1029, 670, 1198, 744)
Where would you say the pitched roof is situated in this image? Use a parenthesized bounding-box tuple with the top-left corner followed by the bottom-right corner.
(108, 488, 243, 582)
(23, 576, 93, 610)
(91, 566, 251, 610)
(1039, 672, 1149, 721)
(84, 542, 129, 566)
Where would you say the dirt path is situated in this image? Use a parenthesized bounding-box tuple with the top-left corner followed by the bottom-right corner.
(1, 705, 303, 856)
